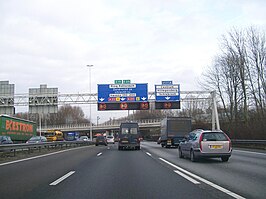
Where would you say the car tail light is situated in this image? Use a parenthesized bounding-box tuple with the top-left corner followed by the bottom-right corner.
(199, 133, 204, 151)
(225, 134, 232, 151)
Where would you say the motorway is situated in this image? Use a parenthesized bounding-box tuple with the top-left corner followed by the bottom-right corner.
(0, 142, 265, 199)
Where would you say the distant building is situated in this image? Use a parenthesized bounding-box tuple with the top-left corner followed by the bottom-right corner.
(0, 81, 15, 115)
(29, 84, 58, 114)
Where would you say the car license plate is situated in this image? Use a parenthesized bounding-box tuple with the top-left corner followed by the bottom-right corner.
(122, 140, 128, 143)
(210, 145, 223, 149)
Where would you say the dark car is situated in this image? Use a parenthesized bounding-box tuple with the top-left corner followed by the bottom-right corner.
(26, 136, 47, 144)
(179, 129, 232, 162)
(95, 136, 107, 146)
(0, 136, 13, 144)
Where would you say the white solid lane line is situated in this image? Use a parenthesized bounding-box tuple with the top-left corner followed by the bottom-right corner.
(144, 152, 199, 184)
(174, 170, 201, 184)
(159, 158, 245, 199)
(145, 152, 199, 184)
(50, 171, 75, 186)
(97, 152, 102, 156)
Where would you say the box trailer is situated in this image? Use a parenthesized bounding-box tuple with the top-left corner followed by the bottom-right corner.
(0, 114, 37, 142)
(160, 117, 192, 148)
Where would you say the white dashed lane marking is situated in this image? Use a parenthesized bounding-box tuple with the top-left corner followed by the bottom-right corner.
(49, 171, 75, 186)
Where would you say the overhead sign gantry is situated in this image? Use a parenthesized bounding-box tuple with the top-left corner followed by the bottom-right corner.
(97, 80, 149, 111)
(155, 81, 180, 109)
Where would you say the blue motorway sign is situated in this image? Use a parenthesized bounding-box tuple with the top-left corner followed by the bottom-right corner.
(162, 81, 173, 85)
(98, 83, 148, 103)
(155, 83, 180, 101)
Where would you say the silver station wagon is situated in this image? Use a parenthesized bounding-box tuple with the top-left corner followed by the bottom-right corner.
(178, 129, 232, 162)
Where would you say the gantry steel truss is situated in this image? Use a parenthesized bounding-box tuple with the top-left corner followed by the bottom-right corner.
(0, 91, 212, 106)
(0, 91, 220, 130)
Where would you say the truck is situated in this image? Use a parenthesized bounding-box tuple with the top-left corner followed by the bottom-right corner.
(160, 117, 192, 148)
(118, 122, 141, 150)
(0, 114, 37, 143)
(64, 132, 80, 141)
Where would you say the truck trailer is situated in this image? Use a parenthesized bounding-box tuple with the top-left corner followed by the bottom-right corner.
(160, 117, 192, 148)
(0, 114, 37, 142)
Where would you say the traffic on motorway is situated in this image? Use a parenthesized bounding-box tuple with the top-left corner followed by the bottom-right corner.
(1, 117, 265, 199)
(0, 140, 266, 199)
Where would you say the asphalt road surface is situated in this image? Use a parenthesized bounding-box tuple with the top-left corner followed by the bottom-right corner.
(0, 142, 265, 199)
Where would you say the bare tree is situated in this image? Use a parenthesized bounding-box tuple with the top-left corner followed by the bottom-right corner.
(201, 26, 266, 138)
(201, 55, 238, 125)
(220, 28, 249, 124)
(47, 105, 90, 125)
(246, 26, 266, 119)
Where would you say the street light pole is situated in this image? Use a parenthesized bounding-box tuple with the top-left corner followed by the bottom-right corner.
(39, 113, 42, 137)
(97, 116, 100, 126)
(87, 64, 93, 141)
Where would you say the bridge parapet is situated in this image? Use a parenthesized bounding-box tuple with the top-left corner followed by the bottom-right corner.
(39, 118, 162, 132)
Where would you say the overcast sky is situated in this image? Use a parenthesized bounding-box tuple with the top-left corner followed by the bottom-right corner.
(1, 0, 266, 122)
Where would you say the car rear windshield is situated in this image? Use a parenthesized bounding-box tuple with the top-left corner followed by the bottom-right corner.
(121, 128, 138, 135)
(202, 132, 228, 141)
(97, 136, 105, 140)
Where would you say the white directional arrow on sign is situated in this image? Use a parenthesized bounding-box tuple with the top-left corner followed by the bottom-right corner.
(121, 97, 126, 101)
(141, 97, 147, 101)
(165, 96, 171, 100)
(99, 98, 105, 102)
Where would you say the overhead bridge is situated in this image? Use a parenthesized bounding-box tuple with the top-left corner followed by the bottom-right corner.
(39, 119, 162, 134)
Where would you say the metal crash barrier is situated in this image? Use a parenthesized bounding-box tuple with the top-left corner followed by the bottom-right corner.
(0, 141, 94, 157)
(231, 139, 266, 150)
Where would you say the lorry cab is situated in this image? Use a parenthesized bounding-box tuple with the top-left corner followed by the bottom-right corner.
(118, 122, 141, 150)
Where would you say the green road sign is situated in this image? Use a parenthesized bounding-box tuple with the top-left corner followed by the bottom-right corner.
(114, 80, 122, 84)
(123, 80, 131, 84)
